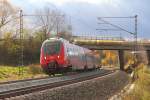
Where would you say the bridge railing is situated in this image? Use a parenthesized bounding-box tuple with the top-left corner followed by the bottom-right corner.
(72, 35, 124, 41)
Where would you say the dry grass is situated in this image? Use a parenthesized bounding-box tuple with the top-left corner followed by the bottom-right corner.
(28, 64, 43, 75)
(123, 64, 150, 100)
(0, 65, 47, 83)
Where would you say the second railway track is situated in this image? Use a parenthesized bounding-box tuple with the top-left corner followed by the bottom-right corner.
(0, 69, 116, 99)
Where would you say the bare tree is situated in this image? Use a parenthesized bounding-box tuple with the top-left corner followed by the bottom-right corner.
(35, 6, 72, 40)
(58, 24, 72, 40)
(0, 0, 18, 36)
(0, 0, 16, 28)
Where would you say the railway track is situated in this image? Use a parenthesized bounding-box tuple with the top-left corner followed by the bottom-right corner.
(0, 69, 116, 99)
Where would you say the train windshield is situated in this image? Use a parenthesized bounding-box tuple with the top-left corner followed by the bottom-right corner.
(43, 41, 61, 55)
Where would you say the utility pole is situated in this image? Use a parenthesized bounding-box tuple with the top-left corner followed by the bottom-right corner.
(134, 15, 138, 65)
(19, 10, 24, 76)
(135, 15, 138, 48)
(56, 20, 59, 36)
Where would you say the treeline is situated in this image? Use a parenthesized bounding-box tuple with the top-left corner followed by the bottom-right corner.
(0, 32, 44, 66)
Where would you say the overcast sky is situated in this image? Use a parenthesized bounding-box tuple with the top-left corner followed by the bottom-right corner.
(10, 0, 150, 39)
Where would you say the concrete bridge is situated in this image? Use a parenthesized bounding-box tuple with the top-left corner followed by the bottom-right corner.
(72, 36, 150, 70)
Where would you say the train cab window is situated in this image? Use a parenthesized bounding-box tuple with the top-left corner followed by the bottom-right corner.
(43, 41, 61, 55)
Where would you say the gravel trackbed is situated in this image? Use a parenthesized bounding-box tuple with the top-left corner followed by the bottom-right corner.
(6, 71, 129, 100)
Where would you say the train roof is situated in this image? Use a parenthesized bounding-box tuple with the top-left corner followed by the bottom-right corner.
(43, 37, 69, 43)
(42, 37, 91, 52)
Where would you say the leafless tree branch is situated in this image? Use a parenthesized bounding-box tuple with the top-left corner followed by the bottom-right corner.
(35, 6, 72, 39)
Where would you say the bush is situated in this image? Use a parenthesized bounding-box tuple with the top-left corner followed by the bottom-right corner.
(123, 65, 150, 100)
(28, 64, 43, 75)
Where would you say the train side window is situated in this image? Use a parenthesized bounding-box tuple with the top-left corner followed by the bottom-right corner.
(74, 47, 76, 56)
(67, 48, 69, 53)
(76, 47, 78, 56)
(71, 46, 75, 56)
(72, 48, 74, 55)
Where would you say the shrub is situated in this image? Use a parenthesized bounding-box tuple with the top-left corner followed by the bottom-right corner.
(28, 64, 43, 75)
(123, 65, 150, 100)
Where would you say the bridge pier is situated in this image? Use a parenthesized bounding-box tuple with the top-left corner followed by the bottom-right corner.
(147, 50, 150, 66)
(118, 50, 125, 70)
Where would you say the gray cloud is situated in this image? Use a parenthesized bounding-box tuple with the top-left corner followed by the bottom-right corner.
(11, 0, 150, 38)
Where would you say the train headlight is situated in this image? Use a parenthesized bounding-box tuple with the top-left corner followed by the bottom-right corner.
(44, 57, 46, 60)
(57, 56, 60, 58)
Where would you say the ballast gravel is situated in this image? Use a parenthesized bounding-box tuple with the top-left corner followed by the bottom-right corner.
(5, 71, 129, 100)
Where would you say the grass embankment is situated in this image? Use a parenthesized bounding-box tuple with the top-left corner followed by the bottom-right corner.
(0, 65, 48, 82)
(123, 65, 150, 100)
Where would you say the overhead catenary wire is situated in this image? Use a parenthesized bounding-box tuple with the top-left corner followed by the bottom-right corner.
(97, 17, 135, 35)
(97, 16, 135, 19)
(96, 28, 124, 31)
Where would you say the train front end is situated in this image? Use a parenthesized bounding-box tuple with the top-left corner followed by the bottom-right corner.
(40, 38, 66, 74)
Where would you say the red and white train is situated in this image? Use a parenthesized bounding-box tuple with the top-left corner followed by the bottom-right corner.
(40, 37, 100, 74)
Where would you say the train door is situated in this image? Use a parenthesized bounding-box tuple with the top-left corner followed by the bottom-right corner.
(66, 44, 73, 67)
(71, 45, 77, 70)
(80, 48, 86, 69)
(77, 47, 83, 70)
(83, 49, 88, 70)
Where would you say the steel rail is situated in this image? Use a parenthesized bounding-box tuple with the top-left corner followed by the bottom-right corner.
(0, 71, 80, 85)
(0, 69, 115, 99)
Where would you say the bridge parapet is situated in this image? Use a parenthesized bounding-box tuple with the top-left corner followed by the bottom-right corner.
(72, 36, 124, 41)
(71, 36, 150, 50)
